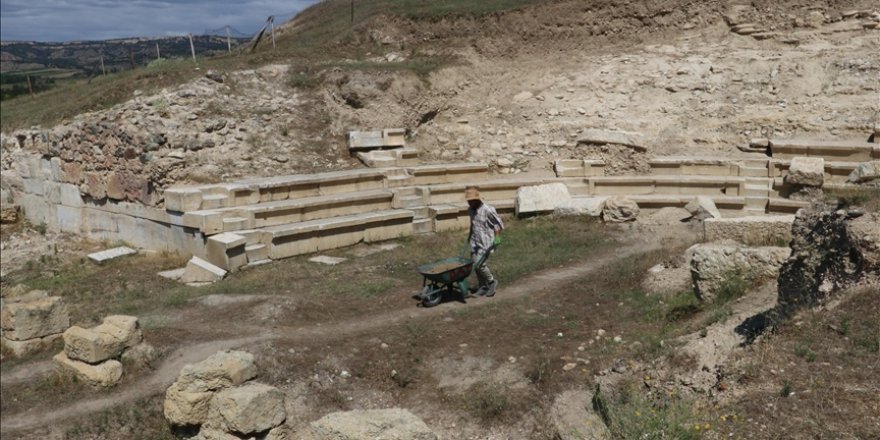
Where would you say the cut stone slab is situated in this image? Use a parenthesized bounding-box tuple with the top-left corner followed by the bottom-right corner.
(158, 268, 186, 281)
(206, 232, 247, 273)
(689, 244, 791, 302)
(309, 255, 348, 265)
(205, 383, 287, 435)
(847, 160, 880, 183)
(551, 390, 611, 440)
(164, 381, 215, 426)
(1, 295, 69, 341)
(54, 352, 123, 387)
(556, 197, 607, 217)
(704, 216, 794, 245)
(310, 408, 438, 440)
(515, 183, 572, 217)
(786, 157, 825, 187)
(577, 129, 647, 152)
(87, 246, 137, 264)
(602, 197, 640, 223)
(180, 257, 227, 284)
(684, 196, 722, 221)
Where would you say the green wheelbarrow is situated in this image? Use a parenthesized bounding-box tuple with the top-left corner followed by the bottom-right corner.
(415, 244, 495, 307)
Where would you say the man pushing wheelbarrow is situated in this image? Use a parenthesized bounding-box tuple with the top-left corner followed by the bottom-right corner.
(415, 186, 504, 307)
(465, 186, 503, 297)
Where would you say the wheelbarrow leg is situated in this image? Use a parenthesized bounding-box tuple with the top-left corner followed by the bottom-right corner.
(457, 280, 469, 301)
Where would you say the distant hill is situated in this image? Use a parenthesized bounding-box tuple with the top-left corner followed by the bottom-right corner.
(0, 35, 251, 75)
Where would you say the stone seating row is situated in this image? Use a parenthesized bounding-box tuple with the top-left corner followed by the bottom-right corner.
(164, 163, 489, 213)
(769, 139, 879, 161)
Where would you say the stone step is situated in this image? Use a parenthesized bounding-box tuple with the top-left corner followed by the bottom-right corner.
(745, 197, 768, 212)
(222, 217, 250, 232)
(245, 243, 269, 263)
(413, 218, 434, 234)
(411, 207, 430, 219)
(398, 195, 425, 209)
(201, 194, 230, 210)
(744, 185, 771, 197)
(769, 139, 880, 161)
(386, 174, 415, 188)
(739, 166, 768, 177)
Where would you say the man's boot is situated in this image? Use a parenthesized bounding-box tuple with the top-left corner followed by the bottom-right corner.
(485, 280, 498, 297)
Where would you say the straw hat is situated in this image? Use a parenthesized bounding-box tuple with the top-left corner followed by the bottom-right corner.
(465, 186, 481, 201)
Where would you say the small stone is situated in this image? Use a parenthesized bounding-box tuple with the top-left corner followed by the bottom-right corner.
(562, 363, 577, 371)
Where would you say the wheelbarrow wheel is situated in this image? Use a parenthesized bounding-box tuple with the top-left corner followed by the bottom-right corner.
(421, 286, 442, 308)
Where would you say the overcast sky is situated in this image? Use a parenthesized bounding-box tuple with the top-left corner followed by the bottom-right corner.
(1, 0, 322, 42)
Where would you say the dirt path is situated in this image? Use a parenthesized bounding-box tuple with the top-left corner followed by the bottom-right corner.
(0, 236, 671, 434)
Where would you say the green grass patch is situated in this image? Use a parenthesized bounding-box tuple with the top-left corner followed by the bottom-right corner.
(594, 385, 704, 440)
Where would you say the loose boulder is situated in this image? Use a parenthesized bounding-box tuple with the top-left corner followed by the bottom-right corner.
(1, 293, 69, 342)
(602, 197, 640, 223)
(205, 383, 287, 435)
(684, 196, 721, 221)
(786, 157, 825, 187)
(690, 244, 791, 301)
(63, 315, 142, 364)
(310, 408, 438, 440)
(551, 390, 610, 440)
(847, 160, 880, 183)
(556, 197, 607, 217)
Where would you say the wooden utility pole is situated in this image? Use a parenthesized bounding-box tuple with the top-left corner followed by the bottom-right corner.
(156, 42, 161, 60)
(129, 48, 136, 69)
(26, 74, 34, 97)
(189, 33, 197, 62)
(226, 26, 232, 53)
(269, 16, 276, 49)
(100, 55, 106, 75)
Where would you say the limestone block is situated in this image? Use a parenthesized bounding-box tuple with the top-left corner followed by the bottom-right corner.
(310, 408, 438, 440)
(164, 381, 215, 426)
(515, 183, 572, 217)
(121, 342, 157, 370)
(556, 197, 607, 217)
(1, 295, 69, 341)
(205, 383, 287, 435)
(1, 333, 62, 357)
(56, 205, 83, 233)
(22, 178, 45, 195)
(45, 181, 62, 203)
(180, 257, 227, 284)
(602, 197, 640, 223)
(61, 161, 83, 184)
(62, 315, 142, 363)
(786, 157, 825, 187)
(53, 352, 123, 387)
(176, 350, 257, 392)
(577, 129, 647, 152)
(59, 183, 83, 207)
(689, 244, 791, 301)
(165, 188, 204, 212)
(847, 161, 880, 183)
(551, 390, 611, 440)
(684, 196, 722, 220)
(205, 233, 247, 273)
(704, 216, 794, 245)
(88, 246, 137, 264)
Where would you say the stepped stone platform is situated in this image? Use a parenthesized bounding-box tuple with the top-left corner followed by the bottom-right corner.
(12, 135, 872, 273)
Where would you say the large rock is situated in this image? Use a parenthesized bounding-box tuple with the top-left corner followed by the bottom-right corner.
(690, 244, 791, 301)
(53, 352, 123, 387)
(777, 205, 880, 311)
(1, 333, 63, 357)
(176, 350, 257, 392)
(164, 350, 258, 427)
(205, 383, 287, 435)
(786, 157, 825, 187)
(63, 315, 142, 364)
(1, 294, 69, 341)
(551, 390, 610, 440)
(164, 381, 216, 426)
(310, 408, 438, 440)
(684, 196, 721, 220)
(602, 197, 640, 223)
(515, 183, 572, 216)
(847, 161, 880, 183)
